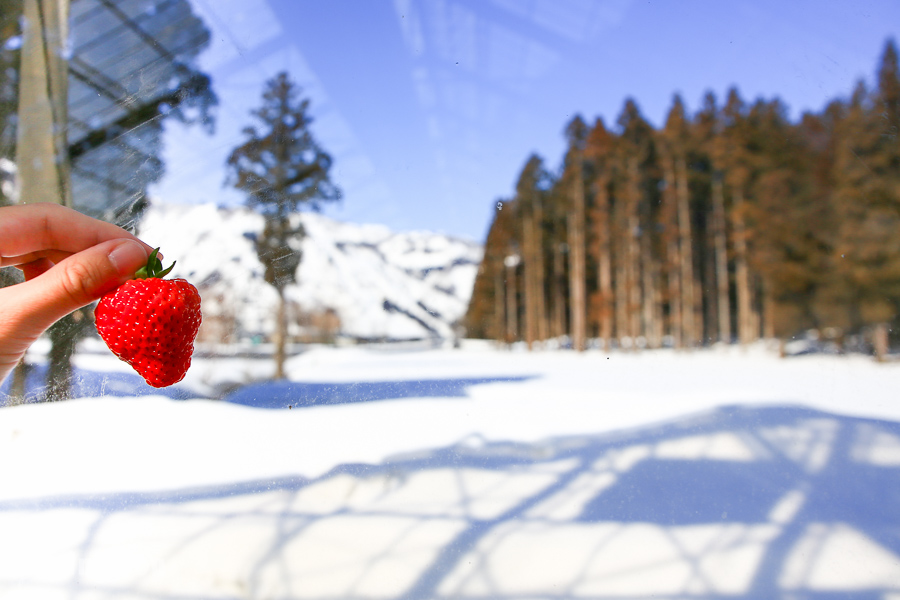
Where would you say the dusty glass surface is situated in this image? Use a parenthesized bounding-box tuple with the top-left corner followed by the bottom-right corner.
(1, 0, 899, 597)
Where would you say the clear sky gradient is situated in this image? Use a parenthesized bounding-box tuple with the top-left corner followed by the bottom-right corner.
(150, 0, 900, 242)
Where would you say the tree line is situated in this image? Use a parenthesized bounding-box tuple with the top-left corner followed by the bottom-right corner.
(466, 40, 900, 358)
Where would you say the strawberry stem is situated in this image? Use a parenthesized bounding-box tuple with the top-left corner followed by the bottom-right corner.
(134, 247, 175, 279)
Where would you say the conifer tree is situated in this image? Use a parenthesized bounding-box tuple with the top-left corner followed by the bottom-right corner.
(466, 198, 519, 340)
(660, 95, 697, 347)
(832, 40, 900, 357)
(563, 115, 589, 351)
(227, 72, 340, 377)
(799, 100, 847, 336)
(515, 154, 550, 348)
(464, 38, 899, 358)
(694, 92, 728, 343)
(718, 88, 760, 344)
(615, 99, 658, 346)
(876, 39, 900, 140)
(545, 180, 570, 339)
(745, 99, 825, 341)
(585, 117, 616, 348)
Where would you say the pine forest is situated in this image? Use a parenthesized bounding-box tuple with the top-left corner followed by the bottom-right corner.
(465, 40, 900, 358)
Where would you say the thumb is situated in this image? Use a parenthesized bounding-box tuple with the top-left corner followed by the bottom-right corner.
(11, 239, 149, 334)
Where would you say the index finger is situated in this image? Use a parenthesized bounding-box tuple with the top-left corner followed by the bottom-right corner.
(0, 249, 73, 269)
(0, 203, 154, 259)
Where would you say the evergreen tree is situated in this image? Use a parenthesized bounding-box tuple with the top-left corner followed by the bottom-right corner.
(584, 117, 616, 347)
(831, 40, 900, 356)
(802, 99, 848, 335)
(515, 154, 550, 347)
(718, 88, 761, 344)
(227, 72, 340, 377)
(876, 39, 900, 142)
(466, 197, 520, 341)
(464, 37, 899, 358)
(563, 115, 589, 351)
(745, 99, 827, 341)
(694, 92, 728, 343)
(545, 177, 570, 340)
(660, 94, 697, 347)
(615, 99, 660, 346)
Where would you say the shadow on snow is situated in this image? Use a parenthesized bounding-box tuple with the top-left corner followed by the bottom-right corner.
(0, 363, 199, 404)
(221, 376, 535, 409)
(1, 366, 535, 409)
(3, 404, 900, 598)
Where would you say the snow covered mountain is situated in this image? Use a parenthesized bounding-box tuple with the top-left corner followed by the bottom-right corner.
(137, 203, 482, 343)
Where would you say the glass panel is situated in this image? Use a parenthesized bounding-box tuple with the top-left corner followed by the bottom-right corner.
(1, 0, 899, 597)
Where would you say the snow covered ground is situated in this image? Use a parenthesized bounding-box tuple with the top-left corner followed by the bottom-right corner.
(1, 342, 900, 598)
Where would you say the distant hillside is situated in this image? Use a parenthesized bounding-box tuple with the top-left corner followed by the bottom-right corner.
(138, 203, 482, 343)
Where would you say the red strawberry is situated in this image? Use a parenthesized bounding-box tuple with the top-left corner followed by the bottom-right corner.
(95, 249, 202, 388)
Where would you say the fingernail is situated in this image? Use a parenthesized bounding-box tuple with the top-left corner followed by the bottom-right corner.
(108, 239, 149, 278)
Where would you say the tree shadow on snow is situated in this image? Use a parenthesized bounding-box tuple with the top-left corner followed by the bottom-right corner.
(392, 405, 900, 599)
(221, 376, 535, 409)
(3, 404, 900, 599)
(0, 363, 202, 405)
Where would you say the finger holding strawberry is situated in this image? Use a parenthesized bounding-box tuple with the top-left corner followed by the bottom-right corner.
(95, 249, 202, 388)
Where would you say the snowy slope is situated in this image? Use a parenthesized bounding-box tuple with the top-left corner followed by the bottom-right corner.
(137, 202, 482, 342)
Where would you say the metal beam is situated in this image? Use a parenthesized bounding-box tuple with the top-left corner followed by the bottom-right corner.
(16, 0, 71, 206)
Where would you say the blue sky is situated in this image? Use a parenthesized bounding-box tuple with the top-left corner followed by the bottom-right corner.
(150, 0, 900, 242)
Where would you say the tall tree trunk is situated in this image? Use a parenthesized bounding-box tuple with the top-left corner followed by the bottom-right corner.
(712, 176, 731, 343)
(552, 243, 566, 339)
(596, 177, 613, 350)
(615, 233, 628, 348)
(568, 214, 586, 350)
(694, 274, 705, 344)
(663, 158, 682, 348)
(732, 188, 756, 344)
(751, 277, 761, 340)
(626, 158, 642, 345)
(652, 261, 664, 347)
(873, 322, 890, 362)
(762, 282, 775, 340)
(9, 358, 30, 405)
(641, 221, 661, 348)
(522, 210, 537, 349)
(704, 214, 719, 344)
(533, 197, 548, 342)
(44, 309, 88, 401)
(613, 197, 627, 347)
(505, 254, 519, 343)
(274, 290, 287, 378)
(493, 268, 505, 342)
(668, 247, 682, 347)
(676, 157, 695, 346)
(568, 157, 587, 351)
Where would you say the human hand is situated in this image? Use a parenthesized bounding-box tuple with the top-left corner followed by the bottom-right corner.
(0, 203, 154, 384)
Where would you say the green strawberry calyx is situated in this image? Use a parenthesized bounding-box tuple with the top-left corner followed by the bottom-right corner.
(133, 248, 175, 279)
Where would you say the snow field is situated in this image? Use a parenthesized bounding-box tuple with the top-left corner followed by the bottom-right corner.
(1, 344, 899, 598)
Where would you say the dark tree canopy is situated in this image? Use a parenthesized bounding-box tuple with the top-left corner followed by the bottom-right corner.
(227, 72, 341, 221)
(226, 71, 341, 377)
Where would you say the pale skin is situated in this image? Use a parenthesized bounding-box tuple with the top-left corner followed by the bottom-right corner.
(0, 203, 154, 384)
